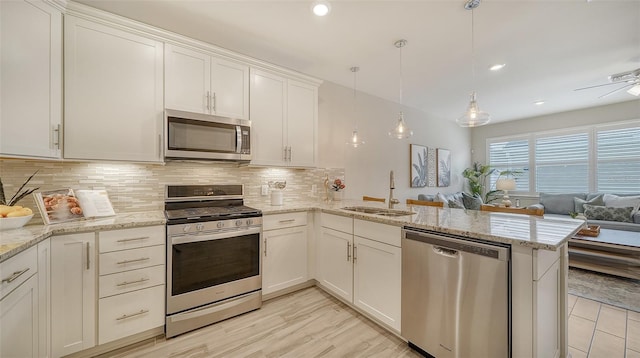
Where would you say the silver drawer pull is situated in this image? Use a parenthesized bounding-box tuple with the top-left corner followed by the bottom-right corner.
(116, 277, 149, 287)
(278, 219, 296, 223)
(116, 257, 150, 265)
(116, 237, 149, 243)
(115, 309, 149, 321)
(1, 268, 30, 284)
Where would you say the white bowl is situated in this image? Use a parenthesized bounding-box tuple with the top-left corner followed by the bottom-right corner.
(0, 215, 34, 231)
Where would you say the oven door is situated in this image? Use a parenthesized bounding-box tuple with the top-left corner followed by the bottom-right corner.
(166, 226, 261, 315)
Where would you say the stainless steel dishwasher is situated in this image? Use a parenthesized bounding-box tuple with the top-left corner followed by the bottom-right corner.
(402, 228, 511, 358)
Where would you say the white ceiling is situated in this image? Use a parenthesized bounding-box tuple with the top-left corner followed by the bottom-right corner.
(77, 0, 640, 124)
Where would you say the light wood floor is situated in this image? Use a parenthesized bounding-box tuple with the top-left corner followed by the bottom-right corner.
(107, 287, 420, 358)
(568, 293, 640, 358)
(106, 288, 639, 358)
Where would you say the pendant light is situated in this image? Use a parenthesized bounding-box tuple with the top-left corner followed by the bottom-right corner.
(389, 39, 413, 139)
(457, 0, 491, 127)
(347, 66, 365, 148)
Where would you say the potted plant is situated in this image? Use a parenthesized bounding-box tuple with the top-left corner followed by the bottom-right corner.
(462, 163, 496, 203)
(330, 178, 346, 201)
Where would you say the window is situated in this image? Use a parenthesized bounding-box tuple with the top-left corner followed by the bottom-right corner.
(535, 132, 589, 193)
(488, 139, 529, 191)
(486, 120, 640, 194)
(596, 126, 640, 193)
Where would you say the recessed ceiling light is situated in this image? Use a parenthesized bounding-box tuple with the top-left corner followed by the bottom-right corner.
(534, 100, 545, 106)
(311, 1, 331, 16)
(489, 63, 506, 71)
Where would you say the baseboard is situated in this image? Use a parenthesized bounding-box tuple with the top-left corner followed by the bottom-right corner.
(262, 280, 315, 301)
(67, 327, 164, 358)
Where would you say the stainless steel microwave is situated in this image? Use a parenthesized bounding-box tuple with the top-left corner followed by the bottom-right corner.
(165, 109, 251, 162)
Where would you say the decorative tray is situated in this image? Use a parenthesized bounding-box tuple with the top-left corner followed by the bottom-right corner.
(577, 225, 600, 237)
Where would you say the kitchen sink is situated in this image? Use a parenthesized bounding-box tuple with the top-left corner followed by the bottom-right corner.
(341, 206, 416, 217)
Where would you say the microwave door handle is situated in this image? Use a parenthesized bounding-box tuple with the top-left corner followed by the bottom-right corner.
(236, 126, 242, 154)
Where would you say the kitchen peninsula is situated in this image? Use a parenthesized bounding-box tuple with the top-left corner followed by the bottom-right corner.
(1, 200, 583, 358)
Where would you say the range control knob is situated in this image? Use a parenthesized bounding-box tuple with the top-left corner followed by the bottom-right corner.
(247, 219, 253, 226)
(196, 223, 204, 231)
(235, 220, 243, 227)
(182, 225, 191, 233)
(217, 222, 224, 229)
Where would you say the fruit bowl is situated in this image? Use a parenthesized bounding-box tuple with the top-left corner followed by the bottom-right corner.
(0, 215, 34, 231)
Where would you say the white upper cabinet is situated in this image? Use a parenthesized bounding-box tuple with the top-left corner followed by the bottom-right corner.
(165, 44, 249, 120)
(64, 15, 164, 162)
(250, 68, 318, 168)
(0, 0, 62, 159)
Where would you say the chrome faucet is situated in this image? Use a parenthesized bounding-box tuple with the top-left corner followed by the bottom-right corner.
(389, 170, 400, 209)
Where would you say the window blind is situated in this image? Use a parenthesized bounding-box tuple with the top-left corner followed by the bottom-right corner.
(596, 126, 640, 193)
(488, 139, 529, 191)
(535, 133, 589, 193)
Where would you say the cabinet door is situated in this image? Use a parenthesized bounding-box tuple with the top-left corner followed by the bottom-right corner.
(353, 236, 401, 331)
(263, 226, 308, 295)
(250, 68, 286, 166)
(211, 57, 249, 120)
(317, 227, 353, 302)
(0, 275, 39, 358)
(37, 240, 51, 358)
(535, 259, 560, 358)
(64, 16, 164, 162)
(0, 0, 62, 158)
(286, 80, 317, 167)
(165, 44, 211, 114)
(51, 233, 96, 358)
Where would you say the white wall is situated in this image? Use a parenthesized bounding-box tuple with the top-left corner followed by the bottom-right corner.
(318, 81, 471, 202)
(470, 99, 640, 164)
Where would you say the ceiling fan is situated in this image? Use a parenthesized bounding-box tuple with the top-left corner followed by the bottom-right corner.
(574, 68, 640, 98)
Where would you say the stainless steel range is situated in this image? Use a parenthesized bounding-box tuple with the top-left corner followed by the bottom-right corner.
(164, 184, 262, 338)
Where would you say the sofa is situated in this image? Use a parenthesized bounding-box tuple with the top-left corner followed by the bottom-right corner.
(533, 193, 640, 232)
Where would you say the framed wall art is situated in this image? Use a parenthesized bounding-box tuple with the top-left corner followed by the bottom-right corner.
(436, 148, 451, 187)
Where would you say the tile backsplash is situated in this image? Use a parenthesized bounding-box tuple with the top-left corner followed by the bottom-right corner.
(0, 159, 344, 224)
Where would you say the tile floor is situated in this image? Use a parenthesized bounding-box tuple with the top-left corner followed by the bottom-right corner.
(568, 293, 640, 358)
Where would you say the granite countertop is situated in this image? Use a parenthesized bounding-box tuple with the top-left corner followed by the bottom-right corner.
(1, 199, 585, 263)
(248, 199, 585, 251)
(0, 211, 166, 263)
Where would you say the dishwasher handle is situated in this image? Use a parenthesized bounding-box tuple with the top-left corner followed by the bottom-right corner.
(403, 228, 510, 261)
(433, 246, 459, 258)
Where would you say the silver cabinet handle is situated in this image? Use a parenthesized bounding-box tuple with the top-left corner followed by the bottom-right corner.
(116, 236, 150, 243)
(283, 147, 287, 161)
(347, 242, 351, 262)
(212, 92, 216, 112)
(115, 309, 149, 321)
(116, 277, 149, 287)
(206, 91, 211, 111)
(86, 242, 90, 270)
(53, 124, 61, 149)
(1, 268, 30, 284)
(116, 257, 150, 265)
(264, 237, 267, 257)
(288, 146, 292, 162)
(353, 245, 358, 263)
(278, 219, 296, 224)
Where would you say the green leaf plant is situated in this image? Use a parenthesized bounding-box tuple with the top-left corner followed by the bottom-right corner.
(0, 170, 39, 206)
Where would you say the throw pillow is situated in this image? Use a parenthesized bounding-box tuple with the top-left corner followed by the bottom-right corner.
(462, 192, 483, 210)
(583, 204, 634, 223)
(418, 194, 436, 202)
(603, 194, 640, 208)
(573, 194, 604, 213)
(448, 200, 465, 209)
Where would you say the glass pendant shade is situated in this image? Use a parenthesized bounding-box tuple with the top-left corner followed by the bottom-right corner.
(457, 92, 491, 127)
(389, 111, 413, 139)
(348, 129, 364, 148)
(347, 66, 365, 148)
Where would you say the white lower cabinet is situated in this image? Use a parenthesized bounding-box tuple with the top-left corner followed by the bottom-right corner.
(0, 246, 39, 358)
(262, 213, 308, 296)
(534, 250, 561, 358)
(51, 233, 96, 358)
(317, 214, 402, 332)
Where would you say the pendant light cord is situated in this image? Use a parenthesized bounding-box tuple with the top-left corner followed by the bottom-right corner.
(471, 8, 475, 88)
(351, 66, 359, 129)
(399, 44, 403, 105)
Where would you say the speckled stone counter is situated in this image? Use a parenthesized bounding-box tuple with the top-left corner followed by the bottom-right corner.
(0, 211, 165, 263)
(249, 199, 585, 251)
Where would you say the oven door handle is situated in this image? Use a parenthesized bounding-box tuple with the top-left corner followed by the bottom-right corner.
(171, 227, 261, 245)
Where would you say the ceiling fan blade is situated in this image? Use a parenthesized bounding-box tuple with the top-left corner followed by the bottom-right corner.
(574, 82, 623, 91)
(598, 83, 633, 99)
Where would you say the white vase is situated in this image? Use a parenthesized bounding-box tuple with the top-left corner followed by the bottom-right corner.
(331, 191, 343, 201)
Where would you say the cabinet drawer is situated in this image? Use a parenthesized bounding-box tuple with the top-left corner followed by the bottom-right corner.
(354, 219, 401, 247)
(98, 284, 165, 345)
(321, 213, 353, 234)
(0, 246, 37, 300)
(264, 212, 307, 231)
(99, 265, 165, 298)
(99, 226, 165, 253)
(99, 245, 165, 275)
